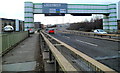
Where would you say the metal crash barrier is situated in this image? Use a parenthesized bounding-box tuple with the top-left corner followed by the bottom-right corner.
(40, 31, 118, 73)
(40, 32, 77, 72)
(58, 30, 120, 42)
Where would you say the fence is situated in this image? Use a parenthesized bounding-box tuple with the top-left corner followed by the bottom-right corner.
(0, 31, 28, 55)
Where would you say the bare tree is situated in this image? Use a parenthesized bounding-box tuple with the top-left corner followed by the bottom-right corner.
(67, 17, 103, 32)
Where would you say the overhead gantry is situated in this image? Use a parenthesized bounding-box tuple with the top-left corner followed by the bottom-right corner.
(24, 1, 120, 32)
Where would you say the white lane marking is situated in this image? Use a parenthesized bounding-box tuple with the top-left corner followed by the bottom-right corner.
(119, 51, 120, 53)
(76, 40, 98, 47)
(66, 36, 70, 39)
(63, 36, 70, 39)
(95, 55, 120, 60)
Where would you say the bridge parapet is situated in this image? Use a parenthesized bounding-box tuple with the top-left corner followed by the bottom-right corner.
(0, 31, 29, 55)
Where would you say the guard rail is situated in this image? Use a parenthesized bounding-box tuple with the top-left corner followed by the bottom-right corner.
(58, 30, 120, 41)
(40, 31, 118, 73)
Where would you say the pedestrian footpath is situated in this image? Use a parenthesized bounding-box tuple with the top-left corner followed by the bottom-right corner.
(2, 33, 44, 72)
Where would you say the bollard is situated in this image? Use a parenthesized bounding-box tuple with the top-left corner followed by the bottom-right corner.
(109, 36, 111, 38)
(28, 30, 30, 37)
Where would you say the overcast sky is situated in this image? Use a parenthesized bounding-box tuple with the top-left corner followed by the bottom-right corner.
(0, 0, 120, 25)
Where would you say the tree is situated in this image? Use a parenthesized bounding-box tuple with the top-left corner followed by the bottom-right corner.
(67, 18, 103, 31)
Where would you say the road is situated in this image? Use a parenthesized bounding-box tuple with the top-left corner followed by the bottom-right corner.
(51, 33, 120, 72)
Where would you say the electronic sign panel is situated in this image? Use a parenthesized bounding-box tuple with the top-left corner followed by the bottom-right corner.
(42, 3, 67, 13)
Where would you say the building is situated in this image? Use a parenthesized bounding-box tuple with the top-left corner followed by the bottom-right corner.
(55, 23, 70, 30)
(34, 22, 41, 29)
(34, 22, 44, 30)
(0, 18, 24, 33)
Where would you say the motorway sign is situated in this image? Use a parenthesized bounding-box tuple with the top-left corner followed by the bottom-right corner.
(42, 3, 67, 13)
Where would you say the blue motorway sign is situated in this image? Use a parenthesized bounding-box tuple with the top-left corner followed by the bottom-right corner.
(42, 3, 67, 13)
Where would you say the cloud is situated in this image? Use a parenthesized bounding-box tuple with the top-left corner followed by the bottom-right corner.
(0, 0, 24, 19)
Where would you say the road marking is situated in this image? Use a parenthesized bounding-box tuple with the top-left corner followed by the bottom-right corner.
(63, 36, 70, 39)
(66, 36, 70, 39)
(119, 51, 120, 53)
(76, 40, 98, 47)
(95, 55, 120, 60)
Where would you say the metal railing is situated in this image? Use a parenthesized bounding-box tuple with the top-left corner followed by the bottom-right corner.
(0, 31, 29, 55)
(41, 31, 118, 73)
(58, 30, 120, 41)
(40, 32, 77, 72)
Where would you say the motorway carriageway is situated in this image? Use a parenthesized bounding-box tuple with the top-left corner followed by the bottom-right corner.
(50, 33, 120, 72)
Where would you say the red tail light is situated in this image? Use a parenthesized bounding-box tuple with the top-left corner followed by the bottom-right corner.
(49, 30, 54, 33)
(29, 29, 32, 31)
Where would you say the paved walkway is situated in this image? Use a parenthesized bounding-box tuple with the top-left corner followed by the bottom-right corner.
(2, 33, 44, 72)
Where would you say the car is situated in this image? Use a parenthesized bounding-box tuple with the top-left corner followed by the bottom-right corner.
(45, 28, 55, 34)
(28, 28, 34, 34)
(4, 25, 14, 32)
(48, 29, 55, 34)
(93, 29, 107, 34)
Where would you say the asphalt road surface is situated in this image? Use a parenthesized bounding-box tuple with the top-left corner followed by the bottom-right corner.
(51, 33, 120, 72)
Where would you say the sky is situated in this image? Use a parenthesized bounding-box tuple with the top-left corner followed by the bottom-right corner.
(0, 0, 120, 25)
